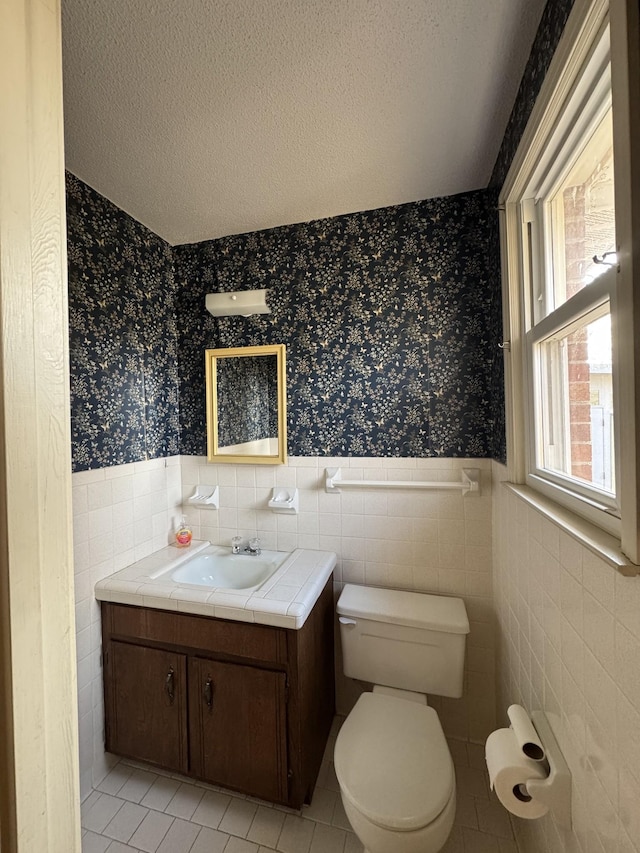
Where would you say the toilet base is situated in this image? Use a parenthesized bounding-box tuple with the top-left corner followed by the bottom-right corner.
(341, 787, 456, 853)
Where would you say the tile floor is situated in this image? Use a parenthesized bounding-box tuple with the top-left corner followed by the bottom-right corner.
(82, 723, 517, 853)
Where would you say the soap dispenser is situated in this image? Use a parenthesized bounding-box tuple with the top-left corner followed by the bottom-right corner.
(175, 515, 192, 548)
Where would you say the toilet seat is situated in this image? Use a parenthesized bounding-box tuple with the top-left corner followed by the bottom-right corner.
(334, 692, 454, 832)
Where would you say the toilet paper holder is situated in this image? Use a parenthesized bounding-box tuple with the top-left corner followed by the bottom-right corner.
(527, 711, 572, 830)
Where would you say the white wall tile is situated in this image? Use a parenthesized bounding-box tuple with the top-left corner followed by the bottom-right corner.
(439, 543, 465, 569)
(583, 549, 615, 612)
(87, 480, 114, 511)
(111, 475, 134, 505)
(132, 470, 152, 497)
(76, 598, 92, 633)
(89, 533, 115, 565)
(439, 518, 465, 544)
(74, 468, 107, 486)
(112, 499, 134, 529)
(73, 484, 89, 515)
(492, 460, 639, 853)
(362, 492, 387, 516)
(277, 513, 298, 534)
(73, 459, 182, 791)
(74, 512, 89, 545)
(89, 507, 113, 539)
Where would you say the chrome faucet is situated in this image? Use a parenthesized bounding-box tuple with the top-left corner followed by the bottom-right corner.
(231, 536, 262, 556)
(245, 537, 262, 556)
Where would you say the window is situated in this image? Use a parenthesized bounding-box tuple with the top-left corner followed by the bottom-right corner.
(500, 0, 640, 562)
(520, 38, 618, 521)
(534, 304, 614, 494)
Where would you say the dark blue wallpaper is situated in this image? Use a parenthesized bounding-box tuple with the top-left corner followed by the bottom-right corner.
(174, 190, 503, 459)
(490, 0, 576, 189)
(488, 0, 576, 461)
(66, 173, 180, 471)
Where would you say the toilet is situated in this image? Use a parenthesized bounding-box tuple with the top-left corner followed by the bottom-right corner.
(333, 584, 470, 853)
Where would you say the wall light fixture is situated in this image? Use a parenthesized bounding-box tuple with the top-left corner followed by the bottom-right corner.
(205, 289, 270, 318)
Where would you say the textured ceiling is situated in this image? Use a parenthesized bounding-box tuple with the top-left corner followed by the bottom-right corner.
(62, 0, 546, 246)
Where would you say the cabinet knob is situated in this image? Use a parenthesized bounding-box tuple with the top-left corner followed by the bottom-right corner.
(204, 676, 214, 712)
(165, 666, 175, 705)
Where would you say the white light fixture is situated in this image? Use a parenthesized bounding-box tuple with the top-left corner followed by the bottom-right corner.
(205, 289, 270, 318)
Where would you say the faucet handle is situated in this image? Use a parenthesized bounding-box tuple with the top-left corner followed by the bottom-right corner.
(231, 536, 243, 554)
(249, 537, 261, 555)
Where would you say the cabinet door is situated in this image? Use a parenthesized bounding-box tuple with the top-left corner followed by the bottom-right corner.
(189, 657, 288, 802)
(105, 641, 188, 773)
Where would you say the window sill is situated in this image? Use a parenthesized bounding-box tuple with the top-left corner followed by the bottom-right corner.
(503, 482, 639, 577)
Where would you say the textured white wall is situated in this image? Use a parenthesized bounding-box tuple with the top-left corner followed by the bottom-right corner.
(62, 0, 547, 245)
(492, 461, 640, 853)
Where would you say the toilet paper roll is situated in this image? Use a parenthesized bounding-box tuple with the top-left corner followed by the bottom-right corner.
(507, 703, 546, 761)
(485, 728, 549, 819)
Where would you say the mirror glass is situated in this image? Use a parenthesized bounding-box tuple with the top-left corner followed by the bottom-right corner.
(205, 344, 287, 464)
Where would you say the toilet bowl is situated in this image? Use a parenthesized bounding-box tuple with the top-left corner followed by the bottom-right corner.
(334, 584, 470, 853)
(334, 692, 456, 853)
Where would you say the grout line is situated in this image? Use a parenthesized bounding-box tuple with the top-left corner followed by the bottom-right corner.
(83, 753, 516, 852)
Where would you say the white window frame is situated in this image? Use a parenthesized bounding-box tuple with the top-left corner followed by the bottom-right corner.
(499, 0, 640, 563)
(527, 276, 617, 520)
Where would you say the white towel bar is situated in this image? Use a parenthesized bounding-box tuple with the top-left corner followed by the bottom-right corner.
(324, 467, 480, 495)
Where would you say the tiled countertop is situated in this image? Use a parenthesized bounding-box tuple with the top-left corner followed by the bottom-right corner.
(94, 541, 337, 629)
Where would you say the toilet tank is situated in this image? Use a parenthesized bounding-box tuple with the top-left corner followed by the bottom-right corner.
(337, 584, 470, 699)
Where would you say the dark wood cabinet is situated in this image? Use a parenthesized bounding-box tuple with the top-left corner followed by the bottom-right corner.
(107, 642, 188, 773)
(189, 657, 288, 802)
(101, 575, 334, 808)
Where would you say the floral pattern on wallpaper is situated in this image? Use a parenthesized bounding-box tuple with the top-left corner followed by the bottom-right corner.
(490, 0, 576, 189)
(66, 173, 180, 471)
(174, 189, 504, 460)
(487, 0, 576, 461)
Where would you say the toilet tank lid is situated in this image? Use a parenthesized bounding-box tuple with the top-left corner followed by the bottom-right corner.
(337, 584, 470, 634)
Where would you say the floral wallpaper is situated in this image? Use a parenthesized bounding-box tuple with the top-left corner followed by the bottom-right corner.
(490, 0, 576, 189)
(66, 173, 180, 471)
(487, 0, 576, 462)
(485, 207, 506, 463)
(174, 189, 504, 459)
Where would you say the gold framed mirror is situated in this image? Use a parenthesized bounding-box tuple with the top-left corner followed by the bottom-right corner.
(205, 344, 287, 464)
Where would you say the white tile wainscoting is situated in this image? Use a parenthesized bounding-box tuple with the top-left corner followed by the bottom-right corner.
(71, 453, 640, 852)
(73, 455, 496, 804)
(493, 462, 640, 853)
(73, 456, 184, 798)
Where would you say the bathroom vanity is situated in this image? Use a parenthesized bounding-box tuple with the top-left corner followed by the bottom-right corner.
(97, 545, 336, 809)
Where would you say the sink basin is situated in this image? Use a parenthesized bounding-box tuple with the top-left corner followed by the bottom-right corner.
(169, 545, 289, 590)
